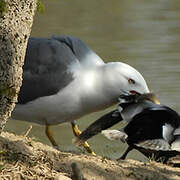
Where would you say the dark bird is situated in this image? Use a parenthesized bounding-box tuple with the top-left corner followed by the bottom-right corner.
(102, 94, 180, 162)
(74, 93, 180, 162)
(11, 36, 150, 154)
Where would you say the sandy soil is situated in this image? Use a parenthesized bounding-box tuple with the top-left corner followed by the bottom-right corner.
(0, 131, 180, 180)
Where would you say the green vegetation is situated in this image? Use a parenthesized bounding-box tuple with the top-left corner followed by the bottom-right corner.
(0, 85, 17, 98)
(0, 0, 8, 17)
(37, 0, 45, 13)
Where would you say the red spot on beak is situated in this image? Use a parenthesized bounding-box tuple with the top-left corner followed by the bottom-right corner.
(130, 90, 137, 94)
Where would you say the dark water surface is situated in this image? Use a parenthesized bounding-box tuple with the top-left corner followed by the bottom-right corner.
(6, 0, 180, 161)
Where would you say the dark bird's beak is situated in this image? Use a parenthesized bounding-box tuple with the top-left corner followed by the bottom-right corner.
(119, 92, 160, 104)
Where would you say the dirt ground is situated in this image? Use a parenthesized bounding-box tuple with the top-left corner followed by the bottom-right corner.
(0, 131, 180, 180)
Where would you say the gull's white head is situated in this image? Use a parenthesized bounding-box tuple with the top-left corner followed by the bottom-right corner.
(104, 62, 150, 98)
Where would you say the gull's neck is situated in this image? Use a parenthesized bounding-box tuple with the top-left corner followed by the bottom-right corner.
(77, 63, 120, 113)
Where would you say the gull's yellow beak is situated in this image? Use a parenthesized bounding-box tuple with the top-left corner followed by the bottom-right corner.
(148, 93, 160, 104)
(152, 97, 160, 104)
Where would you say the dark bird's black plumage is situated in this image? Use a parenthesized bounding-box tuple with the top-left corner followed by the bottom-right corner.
(118, 104, 180, 162)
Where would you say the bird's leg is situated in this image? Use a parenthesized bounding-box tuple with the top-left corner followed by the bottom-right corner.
(74, 110, 123, 145)
(117, 145, 133, 160)
(71, 120, 96, 156)
(45, 125, 59, 149)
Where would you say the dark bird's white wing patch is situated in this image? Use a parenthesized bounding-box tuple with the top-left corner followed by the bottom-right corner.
(102, 130, 128, 143)
(135, 139, 171, 151)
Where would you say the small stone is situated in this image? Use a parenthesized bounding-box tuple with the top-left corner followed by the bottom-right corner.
(55, 174, 72, 180)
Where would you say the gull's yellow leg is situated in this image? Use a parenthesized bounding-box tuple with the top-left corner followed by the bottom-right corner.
(45, 125, 59, 148)
(71, 121, 96, 156)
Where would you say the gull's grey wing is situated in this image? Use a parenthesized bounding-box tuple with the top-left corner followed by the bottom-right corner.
(18, 36, 104, 104)
(18, 37, 78, 104)
(52, 35, 104, 66)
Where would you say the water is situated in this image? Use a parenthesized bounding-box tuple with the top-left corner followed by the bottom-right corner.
(5, 0, 180, 161)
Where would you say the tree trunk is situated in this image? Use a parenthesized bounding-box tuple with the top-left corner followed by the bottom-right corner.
(0, 0, 37, 133)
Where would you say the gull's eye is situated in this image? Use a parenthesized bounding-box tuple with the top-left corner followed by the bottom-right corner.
(128, 78, 135, 85)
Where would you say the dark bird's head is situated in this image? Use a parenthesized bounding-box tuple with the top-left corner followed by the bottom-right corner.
(119, 92, 160, 107)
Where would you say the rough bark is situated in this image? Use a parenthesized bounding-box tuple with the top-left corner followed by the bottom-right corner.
(0, 0, 37, 133)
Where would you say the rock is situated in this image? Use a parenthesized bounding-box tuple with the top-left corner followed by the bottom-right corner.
(55, 174, 72, 180)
